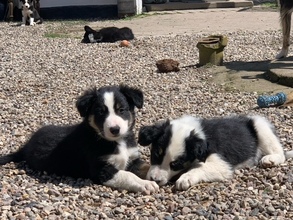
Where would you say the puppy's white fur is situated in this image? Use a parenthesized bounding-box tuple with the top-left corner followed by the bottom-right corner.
(107, 140, 139, 170)
(249, 115, 286, 167)
(176, 153, 232, 190)
(105, 170, 159, 194)
(103, 92, 129, 140)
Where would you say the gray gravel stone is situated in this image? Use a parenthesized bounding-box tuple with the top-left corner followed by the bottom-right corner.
(0, 21, 293, 219)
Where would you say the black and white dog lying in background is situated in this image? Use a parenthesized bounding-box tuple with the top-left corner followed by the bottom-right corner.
(276, 0, 293, 58)
(0, 85, 158, 194)
(20, 0, 43, 26)
(82, 25, 135, 43)
(138, 115, 293, 190)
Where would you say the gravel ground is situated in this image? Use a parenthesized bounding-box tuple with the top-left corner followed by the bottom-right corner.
(0, 20, 293, 220)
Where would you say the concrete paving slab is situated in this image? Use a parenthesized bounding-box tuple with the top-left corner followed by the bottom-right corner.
(267, 57, 293, 88)
(210, 60, 293, 94)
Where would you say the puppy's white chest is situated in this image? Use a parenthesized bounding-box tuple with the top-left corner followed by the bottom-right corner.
(107, 141, 139, 170)
(22, 8, 32, 16)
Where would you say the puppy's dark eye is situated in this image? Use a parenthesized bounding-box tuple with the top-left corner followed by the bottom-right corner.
(118, 108, 125, 113)
(170, 161, 184, 171)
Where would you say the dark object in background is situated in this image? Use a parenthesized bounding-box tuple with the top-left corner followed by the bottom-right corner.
(82, 25, 135, 43)
(156, 59, 180, 73)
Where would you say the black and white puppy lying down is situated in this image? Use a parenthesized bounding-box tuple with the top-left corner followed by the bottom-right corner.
(138, 115, 293, 190)
(0, 85, 158, 194)
(20, 0, 43, 26)
(82, 25, 135, 43)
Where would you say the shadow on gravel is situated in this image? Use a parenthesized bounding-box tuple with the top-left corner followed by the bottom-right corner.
(224, 60, 271, 73)
(15, 162, 93, 188)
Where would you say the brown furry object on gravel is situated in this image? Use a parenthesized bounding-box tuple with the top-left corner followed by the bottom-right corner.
(156, 59, 180, 73)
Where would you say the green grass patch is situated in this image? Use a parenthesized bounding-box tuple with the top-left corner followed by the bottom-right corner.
(44, 32, 69, 39)
(121, 12, 158, 20)
(45, 19, 89, 26)
(260, 2, 279, 9)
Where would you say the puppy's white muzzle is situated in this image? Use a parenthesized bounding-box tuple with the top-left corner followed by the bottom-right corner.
(24, 3, 30, 8)
(104, 115, 128, 141)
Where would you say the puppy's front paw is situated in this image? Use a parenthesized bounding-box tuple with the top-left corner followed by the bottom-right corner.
(176, 173, 199, 191)
(260, 154, 285, 168)
(141, 180, 159, 195)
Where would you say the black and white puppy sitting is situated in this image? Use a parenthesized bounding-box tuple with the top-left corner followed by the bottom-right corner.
(20, 0, 43, 26)
(82, 25, 135, 43)
(138, 115, 293, 190)
(0, 85, 158, 194)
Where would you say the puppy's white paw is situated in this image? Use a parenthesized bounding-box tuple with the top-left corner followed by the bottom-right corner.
(140, 180, 159, 195)
(176, 173, 199, 191)
(276, 48, 288, 59)
(21, 24, 25, 26)
(260, 154, 285, 168)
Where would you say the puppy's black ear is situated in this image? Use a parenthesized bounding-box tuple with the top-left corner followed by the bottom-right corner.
(76, 87, 97, 117)
(84, 25, 94, 32)
(119, 85, 143, 109)
(186, 130, 209, 162)
(138, 120, 170, 146)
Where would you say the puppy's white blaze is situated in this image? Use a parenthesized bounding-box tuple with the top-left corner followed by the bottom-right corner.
(104, 170, 159, 193)
(24, 1, 30, 8)
(176, 154, 233, 190)
(168, 116, 204, 163)
(107, 140, 139, 170)
(88, 33, 97, 43)
(149, 122, 188, 183)
(103, 92, 129, 140)
(148, 116, 205, 185)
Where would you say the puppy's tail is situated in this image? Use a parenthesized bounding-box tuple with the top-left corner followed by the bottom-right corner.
(285, 150, 293, 160)
(0, 150, 24, 165)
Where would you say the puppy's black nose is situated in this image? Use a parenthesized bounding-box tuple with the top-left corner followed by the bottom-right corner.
(110, 126, 120, 135)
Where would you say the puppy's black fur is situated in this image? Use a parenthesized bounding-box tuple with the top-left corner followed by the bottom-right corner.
(0, 85, 158, 193)
(82, 25, 135, 43)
